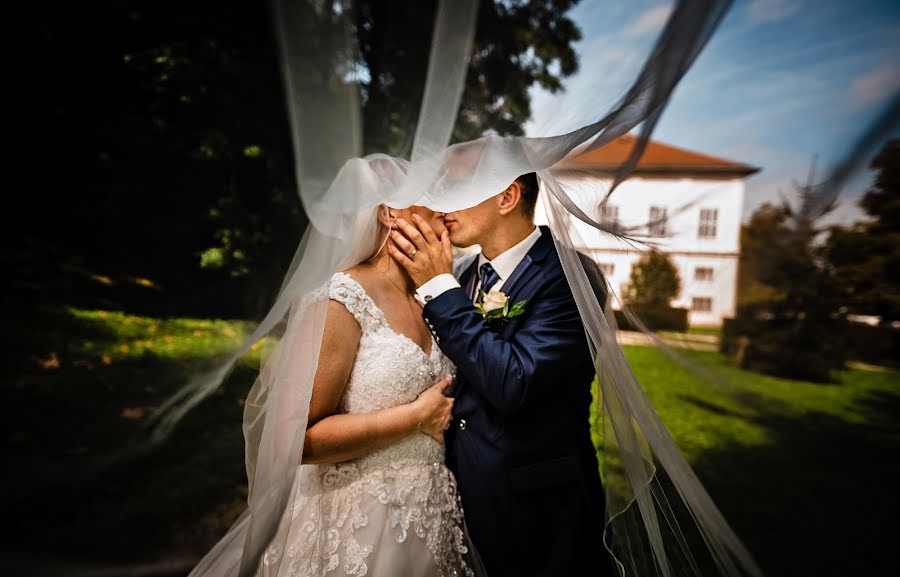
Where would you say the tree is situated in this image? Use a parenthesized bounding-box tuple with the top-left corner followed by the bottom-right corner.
(357, 1, 581, 155)
(737, 203, 791, 307)
(824, 139, 900, 324)
(17, 0, 584, 319)
(623, 251, 681, 308)
(726, 174, 847, 382)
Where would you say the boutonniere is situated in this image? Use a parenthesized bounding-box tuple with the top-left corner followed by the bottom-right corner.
(475, 290, 527, 322)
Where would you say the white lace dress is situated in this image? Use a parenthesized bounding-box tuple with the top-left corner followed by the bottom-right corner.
(260, 272, 476, 577)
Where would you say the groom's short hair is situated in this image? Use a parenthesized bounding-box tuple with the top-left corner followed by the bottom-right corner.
(516, 172, 539, 220)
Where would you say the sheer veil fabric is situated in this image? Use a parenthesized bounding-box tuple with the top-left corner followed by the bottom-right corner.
(145, 1, 767, 576)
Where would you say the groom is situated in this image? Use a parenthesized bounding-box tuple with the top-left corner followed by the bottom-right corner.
(389, 173, 613, 577)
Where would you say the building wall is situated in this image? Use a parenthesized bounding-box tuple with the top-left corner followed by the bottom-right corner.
(536, 174, 745, 326)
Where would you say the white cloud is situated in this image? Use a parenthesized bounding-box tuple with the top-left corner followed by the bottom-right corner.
(624, 5, 672, 38)
(851, 63, 900, 107)
(748, 0, 803, 23)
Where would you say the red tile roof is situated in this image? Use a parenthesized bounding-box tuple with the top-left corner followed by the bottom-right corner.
(557, 133, 760, 177)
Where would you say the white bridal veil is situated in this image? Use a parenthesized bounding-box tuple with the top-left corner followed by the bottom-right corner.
(141, 0, 770, 576)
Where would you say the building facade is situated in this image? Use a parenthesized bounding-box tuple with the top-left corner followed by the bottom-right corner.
(536, 135, 759, 327)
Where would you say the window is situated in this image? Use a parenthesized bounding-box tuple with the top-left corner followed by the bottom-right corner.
(694, 267, 714, 281)
(691, 297, 712, 312)
(599, 263, 615, 277)
(698, 208, 718, 239)
(649, 206, 668, 236)
(600, 204, 620, 232)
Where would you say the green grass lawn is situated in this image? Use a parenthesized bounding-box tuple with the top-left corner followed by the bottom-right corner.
(4, 307, 898, 576)
(686, 326, 724, 337)
(621, 345, 900, 577)
(2, 306, 262, 563)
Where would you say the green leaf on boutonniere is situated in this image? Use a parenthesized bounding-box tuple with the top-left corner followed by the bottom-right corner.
(475, 290, 526, 322)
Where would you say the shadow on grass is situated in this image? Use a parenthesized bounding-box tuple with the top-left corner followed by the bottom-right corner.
(680, 387, 900, 577)
(1, 307, 254, 568)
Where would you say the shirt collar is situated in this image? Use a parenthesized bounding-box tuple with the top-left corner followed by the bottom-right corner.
(477, 226, 542, 282)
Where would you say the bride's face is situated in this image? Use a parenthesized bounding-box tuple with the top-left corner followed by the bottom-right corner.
(389, 205, 448, 238)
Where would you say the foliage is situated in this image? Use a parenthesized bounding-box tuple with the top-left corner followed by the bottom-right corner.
(357, 0, 582, 154)
(722, 310, 847, 382)
(19, 0, 584, 319)
(737, 204, 790, 307)
(824, 139, 900, 323)
(623, 251, 682, 308)
(730, 174, 848, 381)
(19, 0, 303, 318)
(614, 306, 689, 332)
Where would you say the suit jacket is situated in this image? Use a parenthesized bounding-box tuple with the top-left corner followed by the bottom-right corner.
(422, 225, 612, 577)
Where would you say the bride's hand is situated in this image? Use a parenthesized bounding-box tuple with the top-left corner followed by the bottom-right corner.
(412, 377, 454, 444)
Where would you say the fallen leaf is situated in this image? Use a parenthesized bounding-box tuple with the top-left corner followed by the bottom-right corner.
(121, 407, 144, 419)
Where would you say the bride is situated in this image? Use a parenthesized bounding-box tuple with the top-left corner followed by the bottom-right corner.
(255, 204, 482, 577)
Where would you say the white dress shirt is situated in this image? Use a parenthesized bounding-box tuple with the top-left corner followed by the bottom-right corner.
(415, 226, 542, 305)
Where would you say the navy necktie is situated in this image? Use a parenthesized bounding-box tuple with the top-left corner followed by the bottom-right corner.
(477, 262, 500, 302)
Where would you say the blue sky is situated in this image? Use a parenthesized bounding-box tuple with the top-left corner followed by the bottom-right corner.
(525, 0, 900, 224)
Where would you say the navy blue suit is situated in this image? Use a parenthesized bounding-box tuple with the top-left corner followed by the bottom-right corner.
(422, 226, 611, 577)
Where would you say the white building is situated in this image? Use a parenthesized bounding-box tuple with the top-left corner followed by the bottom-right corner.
(537, 134, 759, 327)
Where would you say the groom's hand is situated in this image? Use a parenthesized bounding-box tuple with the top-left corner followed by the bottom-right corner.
(388, 214, 453, 288)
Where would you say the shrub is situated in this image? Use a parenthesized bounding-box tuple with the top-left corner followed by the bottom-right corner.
(615, 306, 689, 332)
(721, 306, 847, 382)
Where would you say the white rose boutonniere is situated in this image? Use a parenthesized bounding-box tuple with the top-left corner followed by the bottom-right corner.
(475, 290, 526, 322)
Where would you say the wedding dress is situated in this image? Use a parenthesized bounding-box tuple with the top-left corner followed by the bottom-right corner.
(259, 272, 476, 577)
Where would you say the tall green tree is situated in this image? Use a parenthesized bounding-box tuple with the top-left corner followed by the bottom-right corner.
(18, 0, 584, 318)
(737, 203, 790, 307)
(824, 139, 900, 324)
(729, 179, 847, 381)
(357, 1, 581, 155)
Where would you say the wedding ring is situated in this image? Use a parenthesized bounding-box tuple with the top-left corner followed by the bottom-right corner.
(409, 248, 417, 258)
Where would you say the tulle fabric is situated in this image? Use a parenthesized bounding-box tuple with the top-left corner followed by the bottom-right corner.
(143, 1, 767, 576)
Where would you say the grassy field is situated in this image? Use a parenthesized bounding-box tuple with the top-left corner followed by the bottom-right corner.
(3, 306, 261, 566)
(623, 345, 899, 577)
(686, 326, 723, 337)
(4, 307, 898, 576)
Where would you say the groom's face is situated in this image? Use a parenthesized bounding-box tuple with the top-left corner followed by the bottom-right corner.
(441, 194, 500, 248)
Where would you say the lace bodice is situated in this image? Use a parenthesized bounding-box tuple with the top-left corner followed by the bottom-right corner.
(329, 271, 456, 412)
(328, 271, 456, 468)
(260, 272, 472, 577)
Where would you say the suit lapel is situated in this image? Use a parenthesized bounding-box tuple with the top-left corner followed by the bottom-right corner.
(498, 225, 555, 300)
(500, 254, 537, 298)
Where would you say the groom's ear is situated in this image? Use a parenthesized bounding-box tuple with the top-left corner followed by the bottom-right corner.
(497, 181, 523, 216)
